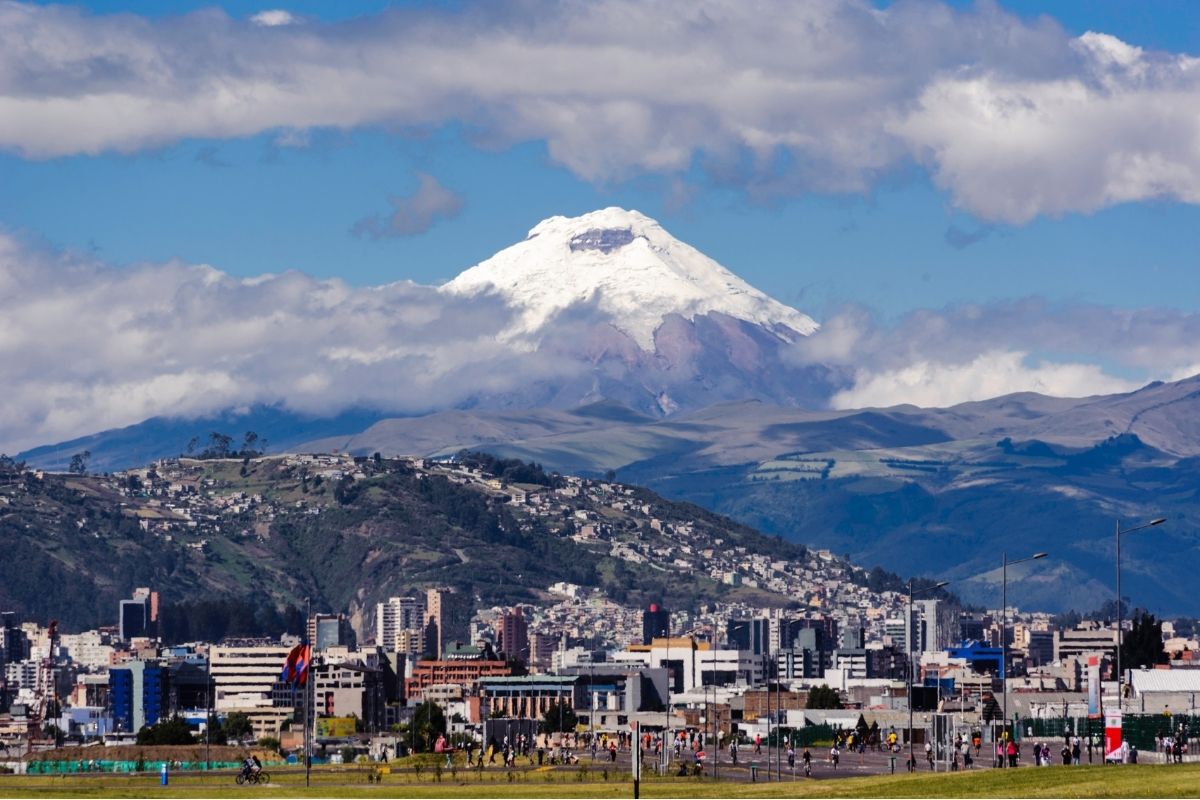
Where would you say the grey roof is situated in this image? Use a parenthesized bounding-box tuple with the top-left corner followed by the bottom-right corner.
(1129, 669, 1200, 693)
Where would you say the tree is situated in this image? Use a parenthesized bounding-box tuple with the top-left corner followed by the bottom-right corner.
(68, 450, 91, 475)
(1121, 611, 1167, 671)
(136, 716, 195, 745)
(222, 711, 253, 742)
(805, 685, 842, 709)
(411, 700, 446, 752)
(540, 700, 577, 734)
(200, 432, 233, 459)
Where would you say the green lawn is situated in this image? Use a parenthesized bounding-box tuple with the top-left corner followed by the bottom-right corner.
(3, 763, 1200, 799)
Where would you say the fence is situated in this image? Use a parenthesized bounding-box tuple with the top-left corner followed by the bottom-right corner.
(24, 759, 247, 774)
(1022, 713, 1200, 752)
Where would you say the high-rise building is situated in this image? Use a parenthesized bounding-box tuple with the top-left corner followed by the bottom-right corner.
(726, 618, 770, 655)
(376, 597, 424, 651)
(642, 604, 670, 645)
(422, 617, 440, 660)
(497, 611, 529, 664)
(309, 613, 353, 652)
(529, 631, 561, 669)
(110, 660, 169, 733)
(118, 588, 158, 642)
(210, 644, 294, 736)
(0, 612, 29, 665)
(424, 588, 445, 658)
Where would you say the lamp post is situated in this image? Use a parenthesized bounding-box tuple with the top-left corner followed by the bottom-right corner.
(1000, 551, 1047, 763)
(711, 638, 719, 779)
(908, 579, 949, 771)
(1115, 518, 1166, 711)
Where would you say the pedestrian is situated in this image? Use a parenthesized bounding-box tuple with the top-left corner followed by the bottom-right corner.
(1007, 739, 1018, 768)
(962, 742, 973, 770)
(830, 745, 840, 769)
(755, 733, 762, 754)
(1061, 744, 1071, 766)
(1130, 744, 1138, 764)
(787, 745, 795, 769)
(609, 741, 617, 763)
(1072, 737, 1081, 765)
(802, 747, 812, 777)
(730, 740, 738, 765)
(925, 741, 934, 770)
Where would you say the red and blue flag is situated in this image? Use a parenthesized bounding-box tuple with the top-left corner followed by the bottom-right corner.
(280, 643, 312, 686)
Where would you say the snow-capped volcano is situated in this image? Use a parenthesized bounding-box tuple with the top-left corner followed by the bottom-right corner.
(442, 208, 817, 350)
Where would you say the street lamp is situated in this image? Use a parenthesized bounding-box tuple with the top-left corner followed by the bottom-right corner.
(908, 579, 949, 771)
(1001, 551, 1047, 762)
(1115, 518, 1166, 710)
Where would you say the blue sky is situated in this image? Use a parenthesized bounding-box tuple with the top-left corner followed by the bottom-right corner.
(2, 0, 1200, 448)
(1, 0, 1196, 320)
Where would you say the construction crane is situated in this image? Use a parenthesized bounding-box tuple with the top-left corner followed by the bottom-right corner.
(27, 620, 59, 746)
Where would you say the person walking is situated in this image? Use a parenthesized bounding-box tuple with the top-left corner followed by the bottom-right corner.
(830, 745, 840, 770)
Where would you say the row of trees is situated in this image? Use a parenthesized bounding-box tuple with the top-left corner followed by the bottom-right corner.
(185, 431, 267, 460)
(135, 712, 253, 746)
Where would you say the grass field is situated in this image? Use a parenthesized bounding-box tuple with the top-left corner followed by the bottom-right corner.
(3, 763, 1200, 798)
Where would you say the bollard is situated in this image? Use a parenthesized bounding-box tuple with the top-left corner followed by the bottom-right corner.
(889, 755, 896, 774)
(160, 763, 168, 786)
(750, 765, 757, 782)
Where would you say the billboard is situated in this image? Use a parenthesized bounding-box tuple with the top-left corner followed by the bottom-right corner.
(1104, 710, 1122, 761)
(317, 716, 357, 737)
(1087, 655, 1101, 718)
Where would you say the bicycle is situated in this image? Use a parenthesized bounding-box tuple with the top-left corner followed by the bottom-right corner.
(236, 770, 270, 785)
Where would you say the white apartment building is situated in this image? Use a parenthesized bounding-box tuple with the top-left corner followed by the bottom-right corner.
(58, 631, 115, 670)
(375, 596, 424, 651)
(209, 644, 293, 736)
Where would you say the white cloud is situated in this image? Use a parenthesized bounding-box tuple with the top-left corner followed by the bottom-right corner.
(0, 233, 583, 453)
(2, 1, 1199, 221)
(250, 10, 297, 27)
(830, 350, 1141, 409)
(791, 299, 1200, 408)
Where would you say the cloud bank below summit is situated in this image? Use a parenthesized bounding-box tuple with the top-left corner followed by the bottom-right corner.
(3, 1, 1200, 222)
(1, 233, 1198, 454)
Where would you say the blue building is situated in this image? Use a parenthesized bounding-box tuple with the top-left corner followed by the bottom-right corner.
(110, 661, 169, 733)
(946, 640, 1004, 676)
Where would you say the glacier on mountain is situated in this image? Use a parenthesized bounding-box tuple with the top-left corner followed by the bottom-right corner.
(441, 207, 818, 351)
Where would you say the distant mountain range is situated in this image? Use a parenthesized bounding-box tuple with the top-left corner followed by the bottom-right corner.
(11, 208, 1199, 615)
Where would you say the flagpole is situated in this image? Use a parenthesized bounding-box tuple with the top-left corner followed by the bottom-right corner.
(305, 597, 311, 789)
